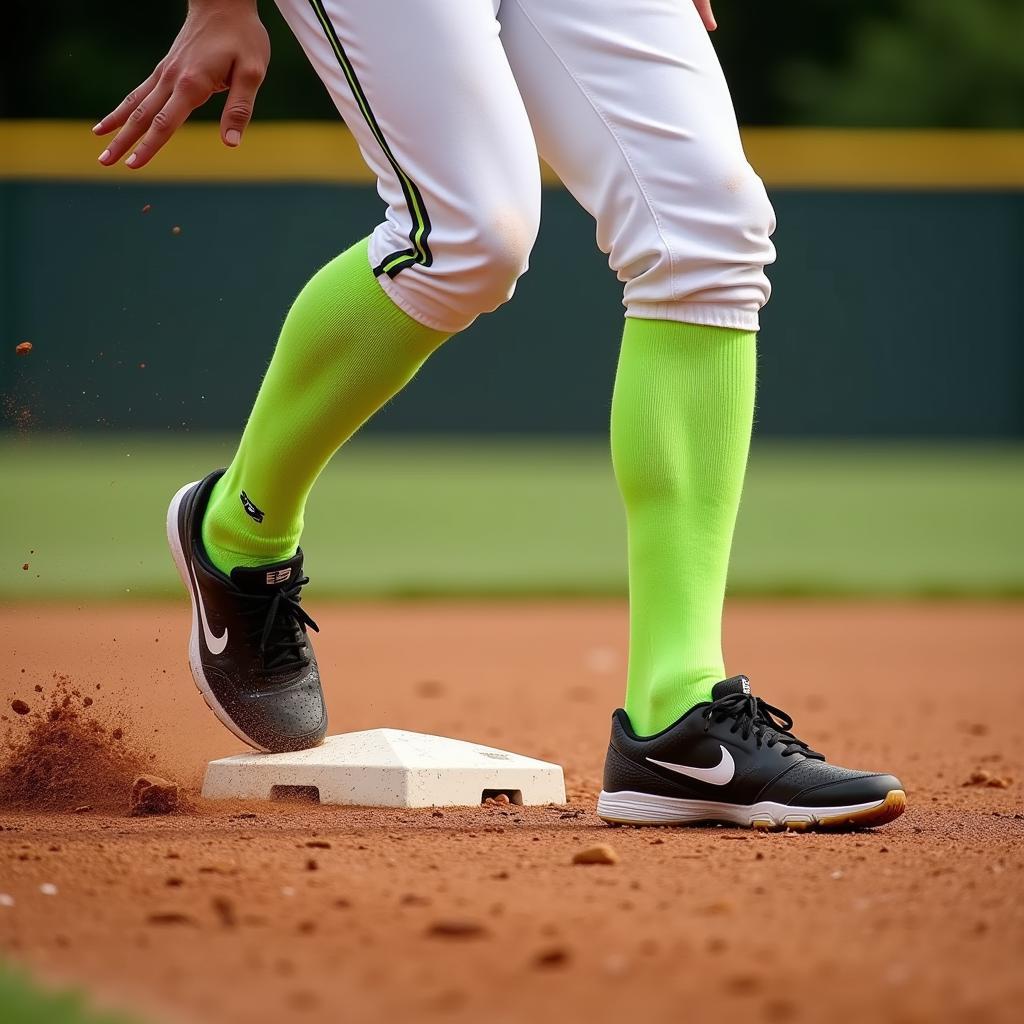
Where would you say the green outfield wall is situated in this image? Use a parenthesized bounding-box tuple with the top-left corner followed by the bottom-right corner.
(2, 125, 1022, 438)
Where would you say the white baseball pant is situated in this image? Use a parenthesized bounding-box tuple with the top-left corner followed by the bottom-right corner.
(274, 0, 776, 334)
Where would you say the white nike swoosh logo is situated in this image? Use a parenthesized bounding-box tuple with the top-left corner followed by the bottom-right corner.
(188, 556, 228, 656)
(646, 745, 735, 786)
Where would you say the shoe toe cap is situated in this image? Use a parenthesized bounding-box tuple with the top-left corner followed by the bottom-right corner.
(263, 684, 327, 752)
(795, 772, 904, 808)
(232, 675, 328, 753)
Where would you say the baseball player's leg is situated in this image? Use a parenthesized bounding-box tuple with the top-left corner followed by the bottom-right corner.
(201, 0, 541, 573)
(501, 2, 904, 830)
(499, 0, 774, 735)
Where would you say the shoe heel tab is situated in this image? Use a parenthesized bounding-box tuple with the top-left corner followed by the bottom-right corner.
(611, 708, 639, 740)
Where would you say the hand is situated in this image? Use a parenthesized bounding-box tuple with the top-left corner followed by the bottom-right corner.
(93, 0, 270, 169)
(693, 1, 717, 31)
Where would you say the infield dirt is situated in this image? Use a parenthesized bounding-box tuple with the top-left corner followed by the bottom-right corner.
(1, 601, 1022, 1024)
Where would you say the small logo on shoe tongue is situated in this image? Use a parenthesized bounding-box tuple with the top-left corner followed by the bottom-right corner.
(239, 491, 265, 524)
(265, 567, 292, 585)
(740, 676, 751, 694)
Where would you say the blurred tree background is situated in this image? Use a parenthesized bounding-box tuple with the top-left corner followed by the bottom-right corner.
(2, 0, 1021, 126)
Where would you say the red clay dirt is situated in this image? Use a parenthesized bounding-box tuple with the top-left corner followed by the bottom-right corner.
(1, 600, 1022, 1024)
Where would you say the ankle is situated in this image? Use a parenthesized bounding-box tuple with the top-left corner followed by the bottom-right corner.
(201, 479, 298, 575)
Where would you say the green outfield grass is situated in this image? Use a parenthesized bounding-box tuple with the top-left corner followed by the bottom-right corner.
(0, 962, 140, 1024)
(2, 436, 1022, 599)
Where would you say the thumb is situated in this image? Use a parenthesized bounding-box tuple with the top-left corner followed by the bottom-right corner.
(220, 64, 264, 147)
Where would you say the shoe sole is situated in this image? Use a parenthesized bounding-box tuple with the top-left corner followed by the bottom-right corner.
(166, 482, 271, 753)
(596, 788, 907, 831)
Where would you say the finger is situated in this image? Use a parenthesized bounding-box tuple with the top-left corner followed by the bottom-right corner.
(219, 63, 265, 147)
(93, 70, 161, 136)
(696, 1, 717, 31)
(97, 81, 174, 165)
(125, 87, 204, 169)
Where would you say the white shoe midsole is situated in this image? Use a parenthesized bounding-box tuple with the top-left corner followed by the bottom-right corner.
(596, 789, 885, 826)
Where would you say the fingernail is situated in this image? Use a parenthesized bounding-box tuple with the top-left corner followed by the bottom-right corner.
(92, 122, 103, 134)
(126, 153, 138, 167)
(225, 129, 241, 147)
(98, 149, 111, 164)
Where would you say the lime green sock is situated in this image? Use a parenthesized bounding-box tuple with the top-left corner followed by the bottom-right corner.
(202, 238, 448, 573)
(611, 318, 756, 735)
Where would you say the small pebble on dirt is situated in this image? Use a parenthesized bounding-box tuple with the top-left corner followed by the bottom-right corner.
(0, 894, 14, 907)
(572, 844, 619, 866)
(964, 768, 1012, 788)
(724, 973, 762, 994)
(414, 678, 445, 698)
(146, 912, 196, 927)
(533, 946, 570, 968)
(129, 775, 179, 816)
(15, 342, 32, 356)
(39, 883, 58, 896)
(427, 918, 487, 939)
(762, 997, 798, 1022)
(198, 863, 237, 876)
(701, 900, 734, 916)
(212, 896, 237, 928)
(10, 699, 30, 715)
(288, 991, 318, 1010)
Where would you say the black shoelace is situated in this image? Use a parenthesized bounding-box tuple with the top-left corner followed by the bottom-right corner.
(703, 692, 823, 760)
(239, 575, 320, 674)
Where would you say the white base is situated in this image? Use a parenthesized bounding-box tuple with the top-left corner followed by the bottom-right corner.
(202, 730, 566, 808)
(596, 789, 886, 827)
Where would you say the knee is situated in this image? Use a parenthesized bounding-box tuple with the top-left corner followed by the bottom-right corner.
(457, 202, 540, 317)
(618, 159, 776, 320)
(682, 157, 776, 268)
(723, 166, 776, 269)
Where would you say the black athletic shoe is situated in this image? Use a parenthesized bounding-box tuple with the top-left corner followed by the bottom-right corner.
(597, 676, 906, 830)
(166, 470, 328, 752)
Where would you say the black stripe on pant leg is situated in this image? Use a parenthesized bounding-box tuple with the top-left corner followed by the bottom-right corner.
(307, 0, 433, 276)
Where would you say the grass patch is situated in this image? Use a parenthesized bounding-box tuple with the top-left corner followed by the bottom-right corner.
(1, 435, 1021, 599)
(0, 962, 141, 1024)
